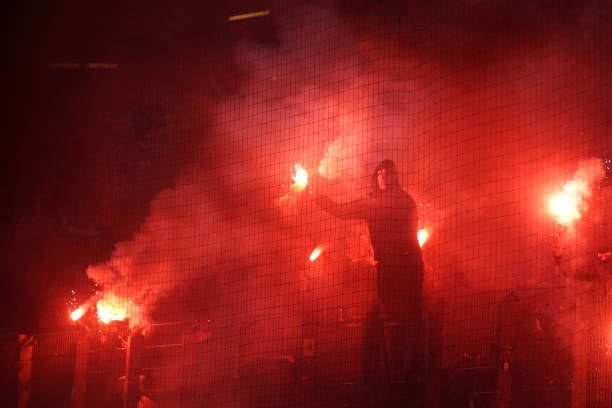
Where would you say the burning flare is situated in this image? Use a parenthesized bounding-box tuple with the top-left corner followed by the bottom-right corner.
(96, 299, 126, 324)
(418, 229, 429, 248)
(309, 247, 322, 261)
(549, 190, 581, 226)
(549, 158, 605, 226)
(291, 164, 308, 192)
(70, 307, 85, 321)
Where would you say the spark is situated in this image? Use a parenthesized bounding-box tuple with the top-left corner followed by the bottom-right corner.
(228, 10, 270, 21)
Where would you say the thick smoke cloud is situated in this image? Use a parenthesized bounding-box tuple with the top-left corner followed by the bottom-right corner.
(80, 1, 610, 405)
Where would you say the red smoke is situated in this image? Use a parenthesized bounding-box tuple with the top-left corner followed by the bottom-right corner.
(74, 3, 611, 404)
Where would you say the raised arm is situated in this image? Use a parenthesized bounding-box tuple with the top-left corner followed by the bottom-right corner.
(315, 194, 370, 220)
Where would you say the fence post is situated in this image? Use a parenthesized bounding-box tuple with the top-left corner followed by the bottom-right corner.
(124, 329, 144, 408)
(17, 335, 34, 408)
(72, 333, 89, 408)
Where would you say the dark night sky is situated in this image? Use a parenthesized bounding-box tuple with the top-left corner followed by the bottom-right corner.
(2, 0, 610, 334)
(3, 0, 272, 332)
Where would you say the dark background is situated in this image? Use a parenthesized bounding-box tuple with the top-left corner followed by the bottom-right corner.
(3, 0, 275, 332)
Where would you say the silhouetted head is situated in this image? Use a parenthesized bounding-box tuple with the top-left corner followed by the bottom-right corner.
(371, 160, 400, 194)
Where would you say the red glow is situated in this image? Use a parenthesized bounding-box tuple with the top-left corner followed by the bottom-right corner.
(606, 323, 612, 356)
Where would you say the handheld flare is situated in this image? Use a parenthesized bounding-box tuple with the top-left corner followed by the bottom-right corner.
(70, 307, 85, 321)
(418, 229, 429, 248)
(96, 299, 126, 324)
(309, 247, 322, 262)
(549, 192, 580, 226)
(292, 164, 308, 192)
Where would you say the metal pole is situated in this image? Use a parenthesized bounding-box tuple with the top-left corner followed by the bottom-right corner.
(17, 335, 34, 408)
(124, 328, 144, 408)
(72, 332, 89, 408)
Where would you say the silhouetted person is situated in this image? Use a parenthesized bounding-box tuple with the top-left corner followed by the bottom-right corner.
(315, 160, 424, 407)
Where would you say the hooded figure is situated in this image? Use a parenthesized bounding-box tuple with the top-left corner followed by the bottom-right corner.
(316, 159, 423, 313)
(316, 160, 424, 406)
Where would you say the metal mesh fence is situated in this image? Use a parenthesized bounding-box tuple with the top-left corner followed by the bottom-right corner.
(4, 1, 612, 407)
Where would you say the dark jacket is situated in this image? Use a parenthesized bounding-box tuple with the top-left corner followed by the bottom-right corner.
(316, 161, 420, 261)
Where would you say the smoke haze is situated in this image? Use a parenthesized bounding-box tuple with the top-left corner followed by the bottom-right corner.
(8, 0, 609, 405)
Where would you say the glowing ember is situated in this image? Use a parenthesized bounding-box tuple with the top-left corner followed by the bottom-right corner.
(292, 164, 308, 191)
(309, 247, 322, 261)
(70, 307, 85, 321)
(418, 229, 429, 248)
(96, 299, 126, 324)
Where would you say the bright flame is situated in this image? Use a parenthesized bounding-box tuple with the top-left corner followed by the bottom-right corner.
(549, 188, 581, 226)
(70, 307, 85, 321)
(548, 159, 605, 226)
(418, 229, 429, 248)
(309, 247, 322, 261)
(292, 164, 308, 192)
(96, 299, 126, 324)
